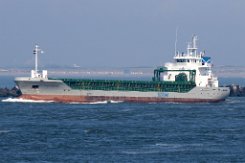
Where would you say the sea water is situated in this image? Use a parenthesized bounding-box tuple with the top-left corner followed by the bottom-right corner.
(0, 76, 245, 162)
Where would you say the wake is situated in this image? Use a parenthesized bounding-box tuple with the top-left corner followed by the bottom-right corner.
(1, 98, 54, 103)
(1, 98, 123, 104)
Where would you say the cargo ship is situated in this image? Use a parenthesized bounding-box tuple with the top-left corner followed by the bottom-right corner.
(15, 35, 230, 103)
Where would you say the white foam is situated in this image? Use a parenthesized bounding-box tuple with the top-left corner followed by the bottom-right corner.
(109, 100, 123, 104)
(83, 100, 123, 105)
(2, 98, 123, 105)
(1, 98, 54, 103)
(67, 101, 108, 105)
(84, 101, 108, 104)
(69, 100, 124, 105)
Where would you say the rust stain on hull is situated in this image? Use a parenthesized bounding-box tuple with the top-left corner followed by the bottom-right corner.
(19, 94, 225, 103)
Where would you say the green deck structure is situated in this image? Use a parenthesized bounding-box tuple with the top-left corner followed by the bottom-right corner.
(59, 79, 195, 93)
(50, 68, 196, 93)
(52, 67, 197, 93)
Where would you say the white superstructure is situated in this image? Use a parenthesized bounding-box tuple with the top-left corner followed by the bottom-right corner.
(163, 35, 218, 87)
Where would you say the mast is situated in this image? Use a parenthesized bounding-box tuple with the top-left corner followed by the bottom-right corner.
(33, 45, 43, 73)
(174, 27, 178, 55)
(187, 35, 198, 56)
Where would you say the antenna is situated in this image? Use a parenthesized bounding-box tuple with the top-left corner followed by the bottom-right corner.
(174, 27, 178, 55)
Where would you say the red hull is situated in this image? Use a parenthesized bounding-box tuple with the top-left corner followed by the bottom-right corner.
(19, 94, 225, 103)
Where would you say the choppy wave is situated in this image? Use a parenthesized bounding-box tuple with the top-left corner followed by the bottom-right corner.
(121, 150, 160, 155)
(155, 143, 203, 148)
(1, 98, 54, 103)
(0, 130, 11, 134)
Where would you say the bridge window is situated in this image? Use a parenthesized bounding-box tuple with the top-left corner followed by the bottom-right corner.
(176, 59, 188, 63)
(32, 85, 39, 89)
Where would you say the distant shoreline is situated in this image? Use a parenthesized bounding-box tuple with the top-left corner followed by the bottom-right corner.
(1, 66, 245, 78)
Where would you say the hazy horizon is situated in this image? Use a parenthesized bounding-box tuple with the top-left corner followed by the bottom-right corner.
(1, 0, 245, 68)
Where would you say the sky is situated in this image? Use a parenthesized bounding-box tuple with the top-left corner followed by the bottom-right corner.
(0, 0, 245, 68)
